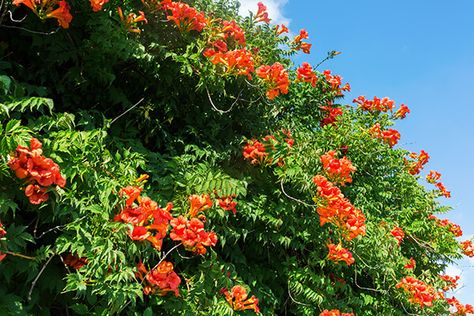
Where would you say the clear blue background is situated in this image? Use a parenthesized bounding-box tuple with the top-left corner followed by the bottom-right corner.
(282, 0, 474, 304)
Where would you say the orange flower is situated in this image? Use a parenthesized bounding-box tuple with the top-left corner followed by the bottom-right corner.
(188, 194, 213, 217)
(163, 1, 207, 32)
(63, 254, 88, 270)
(292, 29, 308, 44)
(292, 29, 311, 54)
(218, 196, 237, 215)
(426, 170, 441, 184)
(0, 222, 6, 239)
(89, 0, 109, 12)
(396, 276, 438, 308)
(137, 260, 181, 296)
(120, 186, 143, 207)
(254, 2, 270, 23)
(435, 182, 451, 198)
(256, 62, 289, 100)
(327, 243, 354, 266)
(169, 216, 217, 254)
(276, 24, 289, 35)
(460, 240, 474, 257)
(353, 95, 395, 112)
(204, 48, 255, 79)
(406, 150, 430, 175)
(320, 310, 354, 316)
(243, 139, 268, 165)
(13, 0, 73, 28)
(446, 296, 474, 315)
(394, 103, 410, 119)
(296, 62, 318, 87)
(369, 123, 400, 147)
(322, 70, 350, 95)
(320, 106, 343, 127)
(118, 7, 148, 33)
(320, 150, 356, 185)
(439, 274, 460, 292)
(129, 226, 150, 241)
(221, 285, 260, 313)
(404, 258, 416, 270)
(222, 20, 246, 46)
(391, 226, 404, 245)
(25, 184, 49, 204)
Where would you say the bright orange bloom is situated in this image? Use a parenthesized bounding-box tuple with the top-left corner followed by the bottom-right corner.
(391, 226, 404, 245)
(446, 296, 474, 315)
(322, 70, 350, 96)
(292, 29, 308, 44)
(129, 226, 150, 241)
(460, 240, 474, 257)
(25, 182, 49, 205)
(299, 42, 312, 54)
(188, 194, 213, 217)
(13, 0, 72, 28)
(292, 29, 311, 54)
(406, 150, 430, 175)
(218, 196, 237, 215)
(169, 215, 217, 254)
(221, 285, 260, 314)
(256, 62, 289, 100)
(254, 2, 270, 23)
(394, 103, 410, 119)
(396, 276, 438, 308)
(63, 254, 88, 270)
(296, 62, 318, 87)
(327, 243, 354, 266)
(369, 123, 400, 147)
(163, 1, 207, 32)
(353, 95, 395, 112)
(136, 260, 181, 296)
(242, 139, 268, 165)
(404, 258, 416, 270)
(435, 182, 451, 198)
(118, 7, 147, 33)
(439, 274, 460, 292)
(89, 0, 109, 12)
(426, 170, 441, 183)
(320, 106, 343, 127)
(276, 24, 289, 35)
(120, 186, 143, 206)
(319, 310, 354, 316)
(222, 20, 246, 46)
(320, 150, 356, 185)
(204, 48, 255, 79)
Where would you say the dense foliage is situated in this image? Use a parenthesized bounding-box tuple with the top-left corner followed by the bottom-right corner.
(0, 0, 472, 315)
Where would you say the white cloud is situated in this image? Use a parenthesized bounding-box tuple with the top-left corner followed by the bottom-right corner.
(238, 0, 291, 26)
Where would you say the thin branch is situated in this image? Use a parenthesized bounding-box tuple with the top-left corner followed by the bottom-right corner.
(7, 10, 27, 23)
(353, 268, 384, 293)
(206, 88, 242, 114)
(1, 14, 60, 35)
(110, 97, 144, 125)
(400, 301, 419, 316)
(280, 179, 315, 208)
(5, 251, 35, 260)
(287, 283, 311, 307)
(28, 254, 55, 301)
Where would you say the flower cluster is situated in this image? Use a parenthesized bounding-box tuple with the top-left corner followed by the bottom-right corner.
(446, 297, 474, 315)
(394, 104, 411, 119)
(63, 254, 88, 270)
(170, 216, 217, 254)
(396, 276, 439, 308)
(8, 138, 66, 204)
(320, 150, 356, 185)
(319, 310, 354, 316)
(353, 96, 395, 112)
(90, 0, 109, 12)
(404, 258, 416, 270)
(296, 62, 318, 87)
(204, 48, 255, 79)
(256, 62, 290, 100)
(117, 7, 147, 33)
(390, 226, 405, 245)
(426, 171, 451, 198)
(243, 139, 268, 165)
(429, 216, 462, 237)
(243, 130, 294, 166)
(369, 123, 400, 147)
(292, 29, 312, 54)
(320, 105, 343, 127)
(188, 194, 213, 217)
(162, 1, 207, 32)
(114, 186, 173, 250)
(276, 24, 289, 35)
(312, 175, 366, 240)
(405, 150, 430, 175)
(439, 274, 460, 292)
(254, 2, 270, 24)
(13, 0, 73, 28)
(221, 285, 260, 314)
(322, 70, 351, 96)
(460, 240, 474, 257)
(327, 243, 354, 266)
(136, 261, 181, 296)
(217, 195, 237, 215)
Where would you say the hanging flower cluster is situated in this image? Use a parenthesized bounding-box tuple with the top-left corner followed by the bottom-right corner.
(13, 0, 73, 28)
(319, 310, 354, 316)
(188, 194, 213, 217)
(256, 62, 290, 100)
(327, 242, 354, 266)
(426, 170, 451, 198)
(90, 0, 109, 12)
(394, 104, 411, 119)
(114, 186, 173, 250)
(322, 70, 351, 96)
(405, 150, 430, 175)
(353, 96, 395, 112)
(291, 29, 312, 54)
(243, 130, 294, 166)
(320, 150, 356, 185)
(221, 285, 260, 314)
(275, 24, 289, 35)
(446, 297, 474, 315)
(320, 103, 343, 127)
(439, 274, 460, 292)
(312, 175, 366, 241)
(396, 276, 439, 308)
(369, 123, 401, 147)
(460, 240, 474, 257)
(136, 261, 181, 296)
(390, 226, 405, 245)
(170, 216, 217, 254)
(8, 138, 66, 205)
(254, 2, 270, 24)
(63, 254, 88, 270)
(428, 216, 462, 237)
(404, 258, 416, 270)
(296, 62, 318, 87)
(161, 0, 207, 32)
(217, 195, 237, 215)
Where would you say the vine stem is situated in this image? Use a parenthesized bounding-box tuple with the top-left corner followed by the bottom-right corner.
(5, 251, 35, 260)
(110, 97, 144, 125)
(206, 88, 242, 114)
(280, 179, 315, 208)
(28, 254, 55, 301)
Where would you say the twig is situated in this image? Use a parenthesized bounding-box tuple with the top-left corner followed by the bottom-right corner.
(287, 283, 311, 307)
(1, 15, 60, 35)
(5, 251, 35, 260)
(7, 10, 27, 23)
(354, 268, 384, 293)
(400, 301, 418, 316)
(110, 98, 144, 125)
(28, 254, 55, 301)
(280, 179, 315, 208)
(206, 88, 242, 114)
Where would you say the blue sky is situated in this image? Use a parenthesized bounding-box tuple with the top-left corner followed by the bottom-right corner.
(240, 0, 474, 305)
